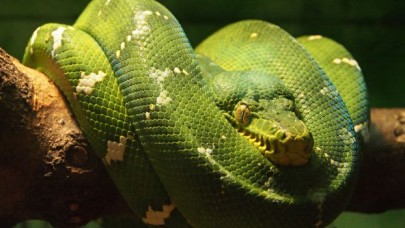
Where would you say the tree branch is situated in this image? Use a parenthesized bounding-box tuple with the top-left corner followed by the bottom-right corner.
(1, 48, 404, 227)
(0, 48, 132, 227)
(346, 108, 405, 212)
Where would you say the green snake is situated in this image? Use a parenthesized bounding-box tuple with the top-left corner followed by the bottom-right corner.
(22, 0, 368, 227)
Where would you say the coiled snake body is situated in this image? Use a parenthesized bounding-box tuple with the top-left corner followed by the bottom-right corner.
(23, 0, 368, 227)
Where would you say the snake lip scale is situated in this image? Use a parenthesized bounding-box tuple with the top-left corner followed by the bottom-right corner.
(23, 0, 368, 227)
(238, 127, 314, 166)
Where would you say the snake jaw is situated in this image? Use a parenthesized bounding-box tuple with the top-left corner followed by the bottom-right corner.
(227, 97, 314, 166)
(237, 117, 314, 166)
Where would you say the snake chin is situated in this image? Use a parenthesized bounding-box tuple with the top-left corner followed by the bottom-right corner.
(230, 98, 314, 166)
(200, 64, 315, 166)
(237, 123, 314, 166)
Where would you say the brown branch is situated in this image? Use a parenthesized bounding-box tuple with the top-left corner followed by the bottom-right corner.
(346, 108, 405, 212)
(0, 48, 132, 227)
(1, 48, 404, 227)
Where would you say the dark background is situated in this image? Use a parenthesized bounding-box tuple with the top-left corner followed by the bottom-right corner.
(1, 0, 405, 227)
(1, 0, 405, 108)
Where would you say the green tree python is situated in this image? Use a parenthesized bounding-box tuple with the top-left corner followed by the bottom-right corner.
(22, 0, 368, 227)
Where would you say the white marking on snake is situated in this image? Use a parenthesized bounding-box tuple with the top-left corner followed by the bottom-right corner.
(264, 176, 274, 189)
(142, 204, 176, 225)
(344, 58, 361, 71)
(173, 67, 181, 74)
(197, 147, 215, 164)
(320, 86, 329, 95)
(329, 159, 340, 167)
(76, 71, 107, 95)
(149, 104, 156, 111)
(132, 24, 151, 36)
(51, 27, 67, 57)
(324, 85, 339, 101)
(297, 93, 305, 99)
(354, 123, 364, 133)
(355, 122, 369, 141)
(250, 32, 258, 38)
(163, 15, 169, 20)
(182, 69, 189, 76)
(340, 126, 356, 145)
(333, 58, 342, 64)
(126, 35, 132, 42)
(342, 57, 357, 66)
(307, 35, 323, 41)
(29, 27, 40, 54)
(333, 57, 361, 70)
(30, 28, 40, 46)
(149, 68, 174, 105)
(198, 147, 213, 155)
(105, 0, 111, 5)
(155, 11, 161, 16)
(133, 10, 153, 36)
(145, 112, 151, 120)
(149, 67, 172, 89)
(156, 90, 172, 105)
(120, 42, 126, 50)
(317, 147, 330, 159)
(131, 10, 153, 51)
(105, 136, 127, 165)
(115, 50, 121, 58)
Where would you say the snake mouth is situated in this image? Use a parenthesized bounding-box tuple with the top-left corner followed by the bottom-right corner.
(237, 124, 314, 166)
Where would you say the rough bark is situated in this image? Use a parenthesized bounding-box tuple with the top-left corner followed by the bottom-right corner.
(0, 49, 132, 227)
(346, 108, 405, 212)
(1, 48, 404, 227)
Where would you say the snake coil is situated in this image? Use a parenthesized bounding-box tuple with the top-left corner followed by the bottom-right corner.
(23, 0, 368, 227)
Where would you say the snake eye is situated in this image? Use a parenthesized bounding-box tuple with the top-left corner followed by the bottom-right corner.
(235, 103, 251, 125)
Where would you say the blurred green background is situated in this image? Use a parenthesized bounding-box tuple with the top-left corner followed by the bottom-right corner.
(1, 0, 405, 227)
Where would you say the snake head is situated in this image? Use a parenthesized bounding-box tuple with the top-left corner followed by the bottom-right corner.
(228, 97, 314, 166)
(199, 55, 314, 166)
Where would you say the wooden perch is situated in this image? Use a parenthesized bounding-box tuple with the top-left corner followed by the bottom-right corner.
(1, 48, 404, 227)
(0, 48, 132, 227)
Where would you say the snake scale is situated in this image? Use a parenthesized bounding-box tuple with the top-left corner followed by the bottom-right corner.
(23, 0, 368, 227)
